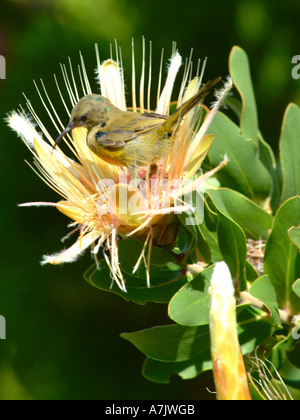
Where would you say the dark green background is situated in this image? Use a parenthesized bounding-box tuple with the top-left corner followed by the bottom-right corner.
(0, 0, 300, 400)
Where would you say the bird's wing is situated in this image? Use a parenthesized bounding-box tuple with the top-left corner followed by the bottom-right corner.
(95, 129, 137, 148)
(141, 112, 168, 120)
(94, 112, 168, 148)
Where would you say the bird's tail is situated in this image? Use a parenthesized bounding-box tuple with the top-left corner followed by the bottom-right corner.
(163, 77, 221, 132)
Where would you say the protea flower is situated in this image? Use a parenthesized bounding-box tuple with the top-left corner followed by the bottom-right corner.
(210, 262, 252, 400)
(7, 41, 231, 291)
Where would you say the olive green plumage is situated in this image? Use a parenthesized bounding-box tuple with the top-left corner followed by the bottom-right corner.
(55, 78, 220, 173)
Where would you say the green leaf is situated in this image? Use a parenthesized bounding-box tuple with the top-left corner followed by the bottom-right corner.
(289, 226, 300, 249)
(118, 239, 175, 279)
(218, 213, 247, 289)
(264, 196, 300, 312)
(125, 306, 271, 381)
(279, 103, 300, 203)
(142, 311, 272, 382)
(292, 279, 300, 298)
(258, 132, 282, 212)
(237, 305, 272, 354)
(207, 187, 273, 239)
(123, 309, 270, 363)
(121, 324, 210, 362)
(176, 222, 194, 255)
(207, 190, 247, 289)
(207, 111, 271, 201)
(250, 275, 282, 328)
(228, 46, 280, 208)
(245, 260, 259, 283)
(229, 46, 258, 144)
(270, 333, 295, 370)
(168, 265, 215, 326)
(177, 190, 211, 263)
(142, 351, 212, 383)
(224, 95, 242, 120)
(287, 341, 300, 370)
(84, 260, 186, 305)
(196, 200, 222, 262)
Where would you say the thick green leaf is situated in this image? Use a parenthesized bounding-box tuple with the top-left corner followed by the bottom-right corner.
(289, 226, 300, 250)
(142, 351, 212, 383)
(197, 200, 222, 262)
(258, 132, 282, 212)
(292, 279, 300, 298)
(84, 260, 186, 304)
(218, 213, 247, 290)
(207, 111, 271, 201)
(264, 197, 300, 312)
(287, 341, 300, 370)
(237, 306, 272, 355)
(142, 312, 271, 382)
(177, 191, 211, 263)
(118, 239, 175, 279)
(168, 265, 215, 326)
(270, 333, 295, 370)
(250, 275, 282, 328)
(229, 46, 281, 210)
(245, 260, 259, 283)
(280, 362, 300, 395)
(229, 46, 258, 144)
(207, 190, 247, 289)
(121, 324, 210, 362)
(224, 95, 242, 120)
(126, 306, 271, 381)
(207, 187, 273, 239)
(279, 104, 300, 203)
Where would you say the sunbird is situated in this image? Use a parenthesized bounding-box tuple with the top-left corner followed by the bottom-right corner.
(55, 77, 221, 175)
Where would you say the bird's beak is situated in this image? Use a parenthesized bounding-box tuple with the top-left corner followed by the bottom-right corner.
(53, 122, 77, 150)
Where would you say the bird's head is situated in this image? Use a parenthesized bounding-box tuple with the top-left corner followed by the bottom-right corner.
(54, 94, 112, 148)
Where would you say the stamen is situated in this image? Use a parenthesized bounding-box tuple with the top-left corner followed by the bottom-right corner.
(183, 76, 233, 168)
(156, 50, 182, 115)
(147, 40, 152, 112)
(139, 36, 146, 113)
(79, 51, 92, 95)
(156, 48, 164, 110)
(68, 56, 79, 102)
(6, 111, 40, 150)
(60, 62, 77, 106)
(98, 59, 126, 110)
(39, 79, 65, 138)
(131, 38, 137, 112)
(54, 73, 71, 118)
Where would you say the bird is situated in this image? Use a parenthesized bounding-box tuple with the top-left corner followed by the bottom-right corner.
(55, 77, 221, 176)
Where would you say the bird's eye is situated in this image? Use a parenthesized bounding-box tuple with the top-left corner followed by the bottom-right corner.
(101, 122, 106, 128)
(80, 114, 88, 122)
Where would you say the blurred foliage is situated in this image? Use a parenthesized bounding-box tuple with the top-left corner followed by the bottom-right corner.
(1, 0, 300, 400)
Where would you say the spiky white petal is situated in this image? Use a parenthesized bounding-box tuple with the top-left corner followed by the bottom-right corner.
(41, 229, 102, 265)
(97, 59, 126, 111)
(156, 51, 182, 115)
(7, 111, 42, 150)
